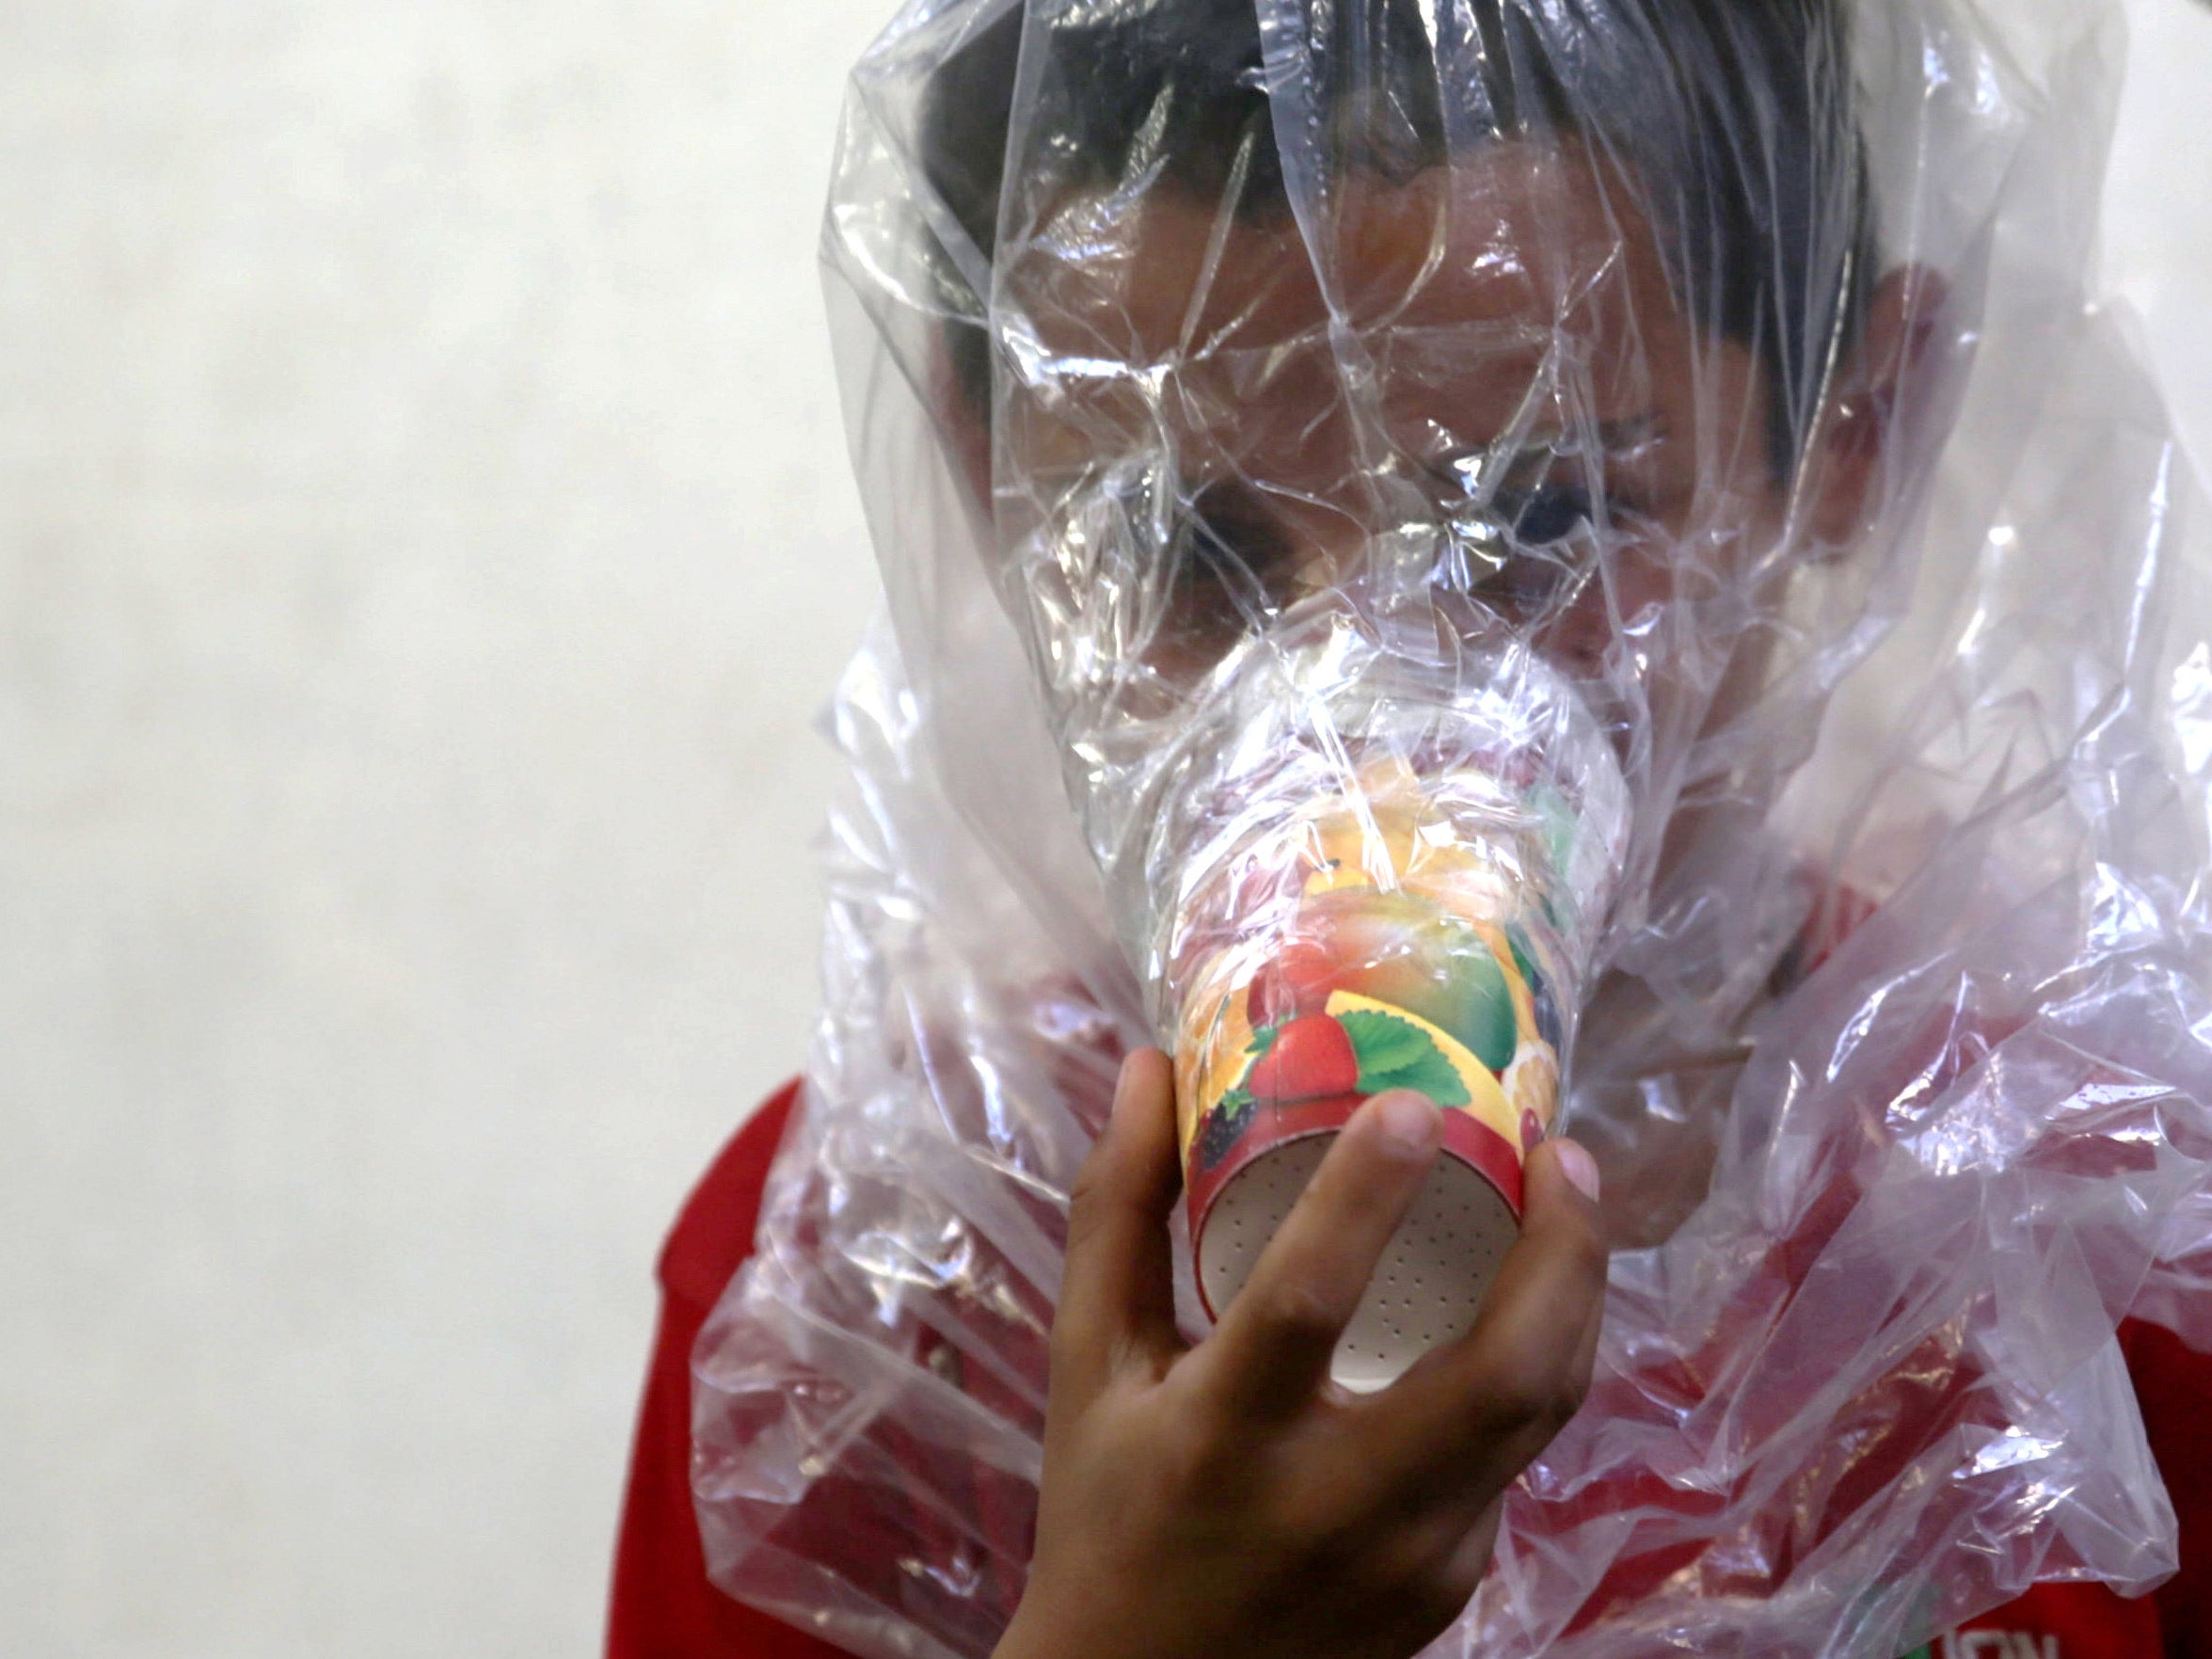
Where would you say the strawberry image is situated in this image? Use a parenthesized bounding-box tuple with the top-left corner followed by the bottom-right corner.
(1245, 1013, 1361, 1105)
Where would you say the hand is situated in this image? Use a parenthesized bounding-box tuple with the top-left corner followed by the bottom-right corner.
(996, 1049, 1609, 1659)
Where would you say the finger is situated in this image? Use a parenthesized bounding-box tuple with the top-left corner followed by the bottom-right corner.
(1196, 1091, 1444, 1420)
(1358, 1137, 1607, 1493)
(1052, 1048, 1184, 1409)
(1561, 1220, 1607, 1398)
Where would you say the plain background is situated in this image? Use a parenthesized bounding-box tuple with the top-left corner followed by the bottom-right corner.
(5, 2, 2212, 1655)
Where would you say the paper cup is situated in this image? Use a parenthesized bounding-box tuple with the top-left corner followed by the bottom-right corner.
(1170, 762, 1581, 1392)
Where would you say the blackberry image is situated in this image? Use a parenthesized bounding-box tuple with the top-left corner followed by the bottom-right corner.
(1508, 926, 1566, 1052)
(1529, 976, 1564, 1052)
(1196, 1090, 1255, 1172)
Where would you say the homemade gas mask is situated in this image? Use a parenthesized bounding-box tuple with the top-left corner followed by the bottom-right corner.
(982, 26, 1881, 1379)
(692, 3, 2212, 1655)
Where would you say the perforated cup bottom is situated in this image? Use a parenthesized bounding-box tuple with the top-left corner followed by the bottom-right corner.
(1197, 1133, 1520, 1393)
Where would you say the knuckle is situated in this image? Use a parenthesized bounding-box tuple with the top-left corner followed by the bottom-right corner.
(1249, 1280, 1342, 1350)
(1536, 1215, 1608, 1293)
(1484, 1356, 1549, 1428)
(1062, 1156, 1123, 1256)
(1154, 1405, 1249, 1500)
(1065, 1152, 1113, 1228)
(1548, 1363, 1593, 1431)
(1570, 1226, 1612, 1291)
(1305, 1515, 1394, 1602)
(1044, 1309, 1090, 1374)
(1375, 1526, 1443, 1596)
(1483, 1350, 1579, 1434)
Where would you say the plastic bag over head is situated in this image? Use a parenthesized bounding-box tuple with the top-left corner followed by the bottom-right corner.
(690, 1, 2212, 1653)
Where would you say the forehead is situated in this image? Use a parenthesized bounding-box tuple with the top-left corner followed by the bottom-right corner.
(1002, 143, 1690, 480)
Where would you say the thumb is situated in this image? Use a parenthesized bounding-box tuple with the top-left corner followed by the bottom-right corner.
(1051, 1049, 1184, 1408)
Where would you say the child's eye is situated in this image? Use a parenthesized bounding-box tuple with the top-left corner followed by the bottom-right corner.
(1420, 449, 1601, 549)
(1498, 483, 1596, 548)
(1469, 546, 1578, 616)
(1440, 483, 1607, 624)
(1155, 483, 1298, 669)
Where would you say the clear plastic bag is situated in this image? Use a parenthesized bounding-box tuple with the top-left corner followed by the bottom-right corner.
(690, 2, 2212, 1653)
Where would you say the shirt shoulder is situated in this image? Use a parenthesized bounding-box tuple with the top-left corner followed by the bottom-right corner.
(609, 1078, 852, 1659)
(657, 1080, 804, 1319)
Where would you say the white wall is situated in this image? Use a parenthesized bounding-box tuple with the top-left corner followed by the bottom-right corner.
(0, 5, 882, 1656)
(3, 2, 2209, 1655)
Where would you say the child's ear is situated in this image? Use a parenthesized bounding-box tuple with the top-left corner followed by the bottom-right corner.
(931, 336, 999, 521)
(1799, 265, 1950, 548)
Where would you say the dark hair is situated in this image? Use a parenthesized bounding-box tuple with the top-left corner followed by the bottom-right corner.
(918, 0, 1877, 475)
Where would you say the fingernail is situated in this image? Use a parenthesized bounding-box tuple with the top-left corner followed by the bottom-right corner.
(1374, 1090, 1441, 1157)
(1553, 1138, 1601, 1204)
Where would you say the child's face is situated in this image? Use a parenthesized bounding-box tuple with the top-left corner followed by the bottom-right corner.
(991, 139, 1907, 738)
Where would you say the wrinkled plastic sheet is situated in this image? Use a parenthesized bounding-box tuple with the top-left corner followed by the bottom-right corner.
(691, 2, 2212, 1655)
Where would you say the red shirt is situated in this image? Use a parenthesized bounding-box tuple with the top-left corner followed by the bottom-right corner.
(609, 1084, 844, 1659)
(609, 1081, 2212, 1659)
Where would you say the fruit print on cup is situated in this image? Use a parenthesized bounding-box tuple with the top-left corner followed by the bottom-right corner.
(1178, 900, 1561, 1236)
(1169, 761, 1590, 1389)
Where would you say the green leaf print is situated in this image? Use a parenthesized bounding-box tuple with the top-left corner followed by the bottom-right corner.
(1339, 1009, 1472, 1108)
(1338, 1008, 1426, 1074)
